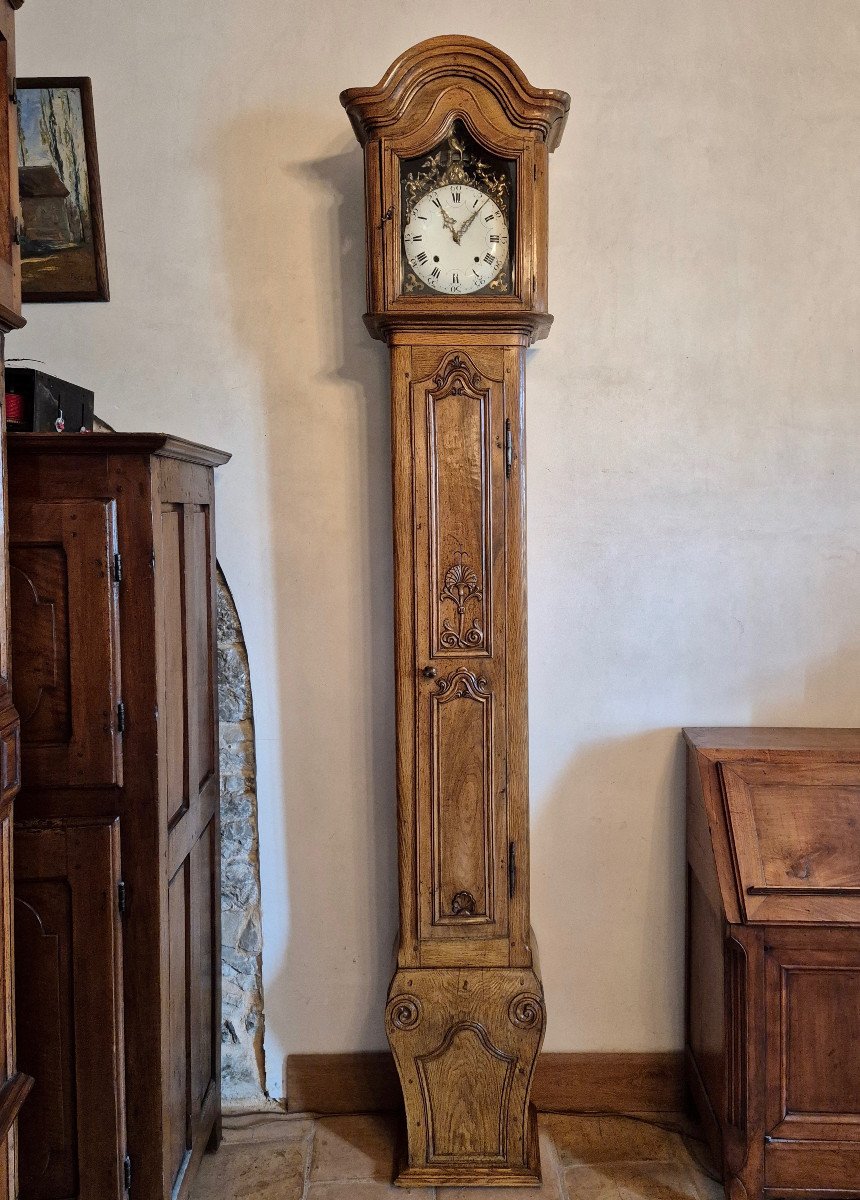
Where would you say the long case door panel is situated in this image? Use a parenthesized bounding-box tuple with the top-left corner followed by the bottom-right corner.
(411, 347, 510, 965)
(14, 818, 126, 1200)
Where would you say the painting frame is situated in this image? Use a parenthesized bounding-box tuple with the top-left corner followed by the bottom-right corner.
(17, 76, 109, 303)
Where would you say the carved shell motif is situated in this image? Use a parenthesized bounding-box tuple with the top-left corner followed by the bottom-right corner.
(440, 559, 484, 650)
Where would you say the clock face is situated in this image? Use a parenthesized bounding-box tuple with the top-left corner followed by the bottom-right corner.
(399, 122, 516, 298)
(403, 184, 509, 295)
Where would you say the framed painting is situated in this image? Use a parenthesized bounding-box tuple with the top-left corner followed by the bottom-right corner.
(16, 77, 109, 302)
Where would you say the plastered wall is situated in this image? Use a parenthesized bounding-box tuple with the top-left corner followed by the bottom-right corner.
(14, 0, 860, 1097)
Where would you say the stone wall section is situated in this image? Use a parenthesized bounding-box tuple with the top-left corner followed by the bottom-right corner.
(217, 569, 268, 1106)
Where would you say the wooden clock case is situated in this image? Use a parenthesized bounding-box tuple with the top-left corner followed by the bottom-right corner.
(342, 37, 568, 1188)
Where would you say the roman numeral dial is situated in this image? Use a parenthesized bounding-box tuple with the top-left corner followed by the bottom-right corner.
(403, 183, 510, 295)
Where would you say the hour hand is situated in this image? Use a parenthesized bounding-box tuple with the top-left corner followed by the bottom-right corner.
(436, 202, 459, 239)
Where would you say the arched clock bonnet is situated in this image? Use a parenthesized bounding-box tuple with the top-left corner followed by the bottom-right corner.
(341, 35, 570, 341)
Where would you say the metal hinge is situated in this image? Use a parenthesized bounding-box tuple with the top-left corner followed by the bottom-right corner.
(508, 841, 516, 899)
(11, 215, 21, 246)
(113, 552, 123, 584)
(117, 701, 126, 734)
(9, 78, 17, 105)
(505, 419, 513, 478)
(118, 880, 127, 916)
(123, 1153, 131, 1193)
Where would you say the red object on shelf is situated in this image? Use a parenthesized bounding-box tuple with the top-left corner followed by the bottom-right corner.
(4, 392, 24, 425)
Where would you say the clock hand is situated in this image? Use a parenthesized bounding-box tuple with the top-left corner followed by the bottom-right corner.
(436, 202, 459, 239)
(455, 197, 489, 241)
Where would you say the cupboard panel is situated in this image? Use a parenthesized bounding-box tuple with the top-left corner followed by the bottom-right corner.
(9, 499, 122, 789)
(15, 818, 126, 1200)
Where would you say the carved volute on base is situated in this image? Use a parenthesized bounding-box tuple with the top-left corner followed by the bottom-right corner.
(342, 37, 568, 1187)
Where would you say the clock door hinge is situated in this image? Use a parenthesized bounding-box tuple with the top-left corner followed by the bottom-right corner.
(9, 78, 17, 106)
(116, 701, 126, 734)
(11, 215, 21, 246)
(505, 419, 514, 478)
(118, 880, 127, 917)
(123, 1152, 132, 1193)
(508, 841, 517, 899)
(113, 551, 123, 585)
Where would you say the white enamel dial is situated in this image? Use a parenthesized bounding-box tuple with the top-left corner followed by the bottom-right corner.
(403, 183, 509, 295)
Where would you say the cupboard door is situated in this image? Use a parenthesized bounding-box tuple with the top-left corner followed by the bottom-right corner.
(14, 818, 126, 1200)
(156, 470, 220, 1196)
(411, 348, 510, 964)
(9, 499, 122, 789)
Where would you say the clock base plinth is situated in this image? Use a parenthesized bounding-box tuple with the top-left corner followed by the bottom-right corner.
(386, 959, 546, 1188)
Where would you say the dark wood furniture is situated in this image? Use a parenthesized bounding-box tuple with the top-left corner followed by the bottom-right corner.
(342, 38, 569, 1187)
(686, 727, 860, 1200)
(0, 4, 30, 1198)
(8, 433, 229, 1200)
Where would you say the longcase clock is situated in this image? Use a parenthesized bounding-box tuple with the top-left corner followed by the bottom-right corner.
(342, 37, 569, 1188)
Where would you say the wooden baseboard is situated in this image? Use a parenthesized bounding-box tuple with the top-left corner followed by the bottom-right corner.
(286, 1051, 685, 1115)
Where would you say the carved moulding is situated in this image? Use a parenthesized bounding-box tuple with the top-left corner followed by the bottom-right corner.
(340, 35, 570, 150)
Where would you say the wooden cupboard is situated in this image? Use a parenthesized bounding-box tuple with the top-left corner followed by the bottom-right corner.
(686, 727, 860, 1200)
(8, 434, 229, 1200)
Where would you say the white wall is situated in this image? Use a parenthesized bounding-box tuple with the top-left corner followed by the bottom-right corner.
(15, 0, 860, 1098)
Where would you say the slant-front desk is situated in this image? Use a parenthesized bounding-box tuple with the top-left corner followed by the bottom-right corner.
(685, 728, 860, 1200)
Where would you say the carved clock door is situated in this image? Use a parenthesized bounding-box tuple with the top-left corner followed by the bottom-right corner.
(413, 349, 509, 962)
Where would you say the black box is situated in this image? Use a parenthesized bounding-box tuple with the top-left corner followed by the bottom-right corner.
(5, 367, 95, 433)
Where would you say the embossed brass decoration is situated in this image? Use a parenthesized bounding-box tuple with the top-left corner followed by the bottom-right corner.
(403, 127, 509, 218)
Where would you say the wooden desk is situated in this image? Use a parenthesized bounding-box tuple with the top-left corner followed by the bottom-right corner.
(685, 727, 860, 1200)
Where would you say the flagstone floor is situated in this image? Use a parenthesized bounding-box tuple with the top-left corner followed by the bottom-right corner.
(191, 1110, 724, 1199)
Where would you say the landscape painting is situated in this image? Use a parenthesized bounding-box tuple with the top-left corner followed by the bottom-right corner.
(16, 78, 109, 302)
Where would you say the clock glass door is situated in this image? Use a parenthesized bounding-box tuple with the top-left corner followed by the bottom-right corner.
(400, 121, 516, 298)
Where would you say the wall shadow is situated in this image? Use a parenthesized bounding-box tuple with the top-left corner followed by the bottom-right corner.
(209, 108, 396, 1097)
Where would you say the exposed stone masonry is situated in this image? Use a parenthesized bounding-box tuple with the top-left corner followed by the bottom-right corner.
(217, 570, 267, 1106)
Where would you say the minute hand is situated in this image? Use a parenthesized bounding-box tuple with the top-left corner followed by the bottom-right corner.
(455, 198, 489, 241)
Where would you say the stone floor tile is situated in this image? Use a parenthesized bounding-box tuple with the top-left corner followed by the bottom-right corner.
(437, 1123, 564, 1199)
(545, 1114, 688, 1167)
(191, 1136, 308, 1200)
(685, 1160, 725, 1200)
(306, 1185, 432, 1200)
(222, 1113, 314, 1146)
(564, 1161, 704, 1200)
(310, 1113, 399, 1183)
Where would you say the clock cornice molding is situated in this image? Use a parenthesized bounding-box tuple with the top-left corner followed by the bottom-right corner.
(340, 34, 570, 151)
